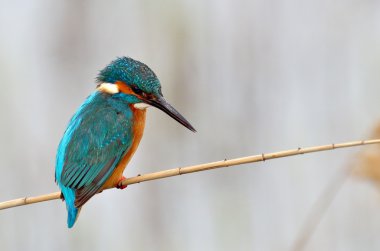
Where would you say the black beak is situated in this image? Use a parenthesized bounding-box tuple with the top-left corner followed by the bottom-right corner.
(147, 96, 196, 132)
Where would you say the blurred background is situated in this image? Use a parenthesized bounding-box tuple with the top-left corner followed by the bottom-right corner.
(1, 0, 380, 250)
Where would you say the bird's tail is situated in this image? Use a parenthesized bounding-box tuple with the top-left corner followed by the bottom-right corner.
(61, 186, 81, 228)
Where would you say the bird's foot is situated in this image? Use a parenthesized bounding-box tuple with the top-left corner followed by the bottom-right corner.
(116, 176, 128, 189)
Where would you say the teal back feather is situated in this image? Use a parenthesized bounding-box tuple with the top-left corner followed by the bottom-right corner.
(55, 94, 88, 228)
(56, 91, 134, 227)
(61, 187, 78, 228)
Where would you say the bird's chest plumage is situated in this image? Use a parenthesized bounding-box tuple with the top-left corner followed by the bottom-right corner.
(101, 106, 146, 189)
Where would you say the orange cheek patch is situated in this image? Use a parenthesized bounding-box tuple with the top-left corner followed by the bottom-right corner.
(116, 81, 134, 95)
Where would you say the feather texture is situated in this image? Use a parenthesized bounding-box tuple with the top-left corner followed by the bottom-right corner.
(56, 91, 136, 227)
(54, 57, 192, 228)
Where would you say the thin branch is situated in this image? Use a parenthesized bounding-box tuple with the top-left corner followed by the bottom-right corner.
(1, 139, 380, 211)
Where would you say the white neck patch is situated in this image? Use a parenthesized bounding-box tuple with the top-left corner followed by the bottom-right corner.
(97, 83, 120, 94)
(134, 103, 151, 110)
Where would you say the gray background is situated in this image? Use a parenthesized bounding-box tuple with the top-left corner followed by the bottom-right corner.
(1, 1, 380, 250)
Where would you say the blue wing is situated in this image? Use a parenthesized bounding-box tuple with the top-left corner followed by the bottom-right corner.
(56, 92, 133, 209)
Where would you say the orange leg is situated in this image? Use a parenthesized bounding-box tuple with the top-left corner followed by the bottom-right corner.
(116, 176, 128, 189)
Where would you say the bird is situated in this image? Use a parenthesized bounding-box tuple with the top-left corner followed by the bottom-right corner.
(55, 57, 195, 228)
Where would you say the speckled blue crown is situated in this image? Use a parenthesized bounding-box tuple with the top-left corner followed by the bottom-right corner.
(96, 57, 161, 94)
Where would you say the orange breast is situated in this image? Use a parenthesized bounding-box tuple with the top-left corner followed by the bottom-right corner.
(101, 106, 146, 189)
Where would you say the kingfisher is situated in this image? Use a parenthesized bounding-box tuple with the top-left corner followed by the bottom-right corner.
(55, 57, 195, 228)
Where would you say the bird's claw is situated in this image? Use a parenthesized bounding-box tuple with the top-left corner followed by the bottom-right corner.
(116, 176, 128, 189)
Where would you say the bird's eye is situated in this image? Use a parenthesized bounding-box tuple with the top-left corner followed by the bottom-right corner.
(131, 85, 143, 95)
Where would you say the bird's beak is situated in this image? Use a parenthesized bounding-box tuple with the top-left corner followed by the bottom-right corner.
(147, 96, 196, 132)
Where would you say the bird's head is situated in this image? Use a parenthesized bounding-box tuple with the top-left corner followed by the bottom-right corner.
(96, 57, 196, 132)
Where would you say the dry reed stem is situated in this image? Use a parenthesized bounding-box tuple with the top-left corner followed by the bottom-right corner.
(353, 123, 380, 184)
(291, 123, 380, 251)
(1, 139, 380, 211)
